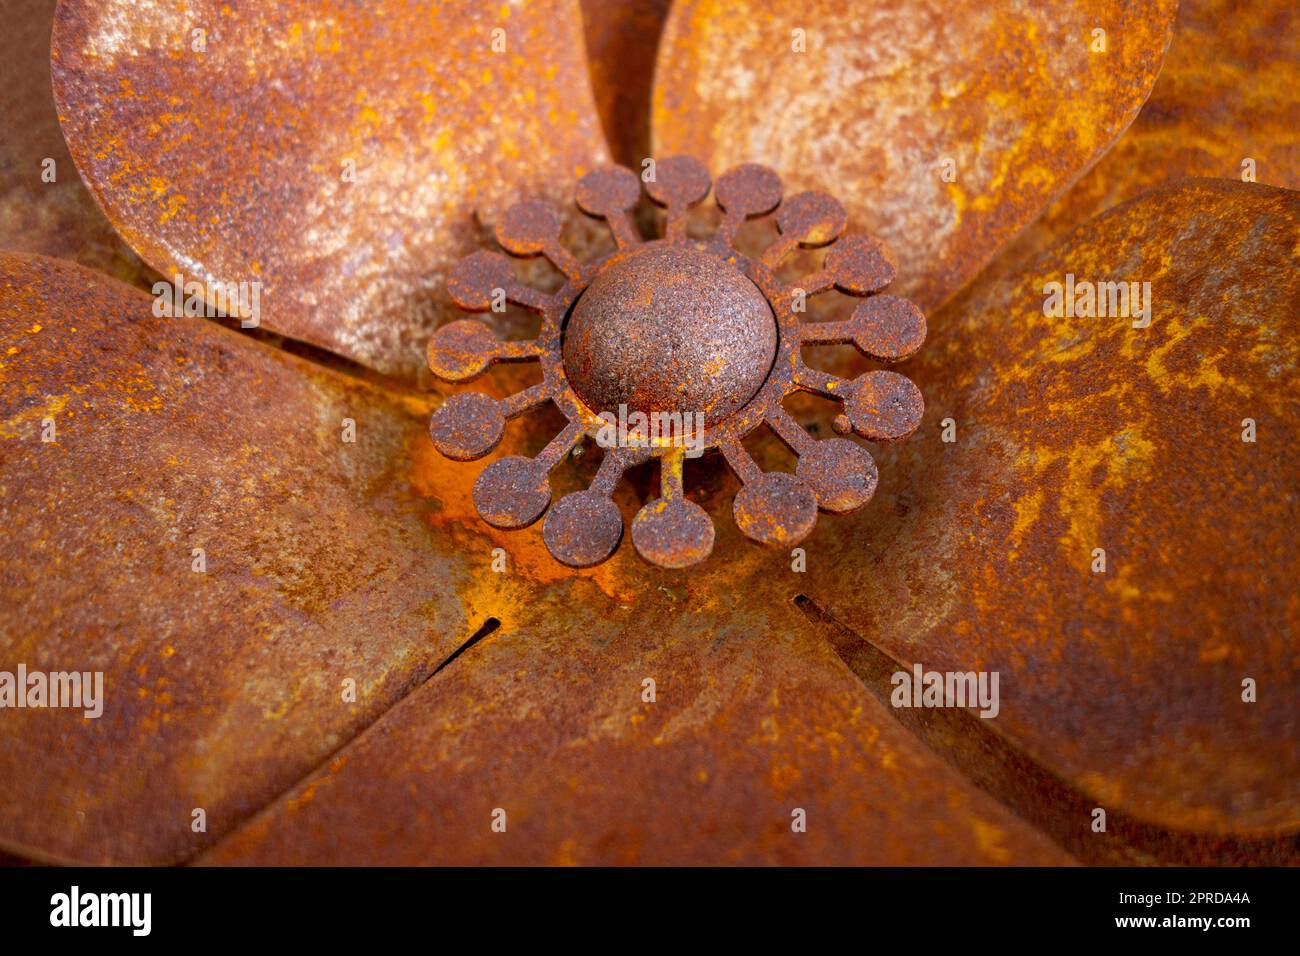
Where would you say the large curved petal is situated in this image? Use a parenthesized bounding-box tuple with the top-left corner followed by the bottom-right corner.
(792, 180, 1299, 858)
(652, 0, 1177, 311)
(0, 252, 503, 863)
(0, 0, 147, 281)
(962, 0, 1300, 294)
(51, 0, 610, 381)
(199, 586, 1070, 865)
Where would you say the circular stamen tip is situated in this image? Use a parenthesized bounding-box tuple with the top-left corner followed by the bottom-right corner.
(847, 295, 927, 361)
(632, 497, 714, 568)
(715, 163, 783, 219)
(543, 491, 624, 567)
(473, 456, 552, 529)
(496, 200, 563, 255)
(644, 155, 711, 209)
(429, 392, 505, 460)
(427, 319, 498, 381)
(843, 371, 925, 441)
(733, 472, 818, 546)
(795, 439, 879, 513)
(446, 250, 515, 311)
(776, 191, 847, 247)
(827, 234, 897, 295)
(576, 165, 642, 218)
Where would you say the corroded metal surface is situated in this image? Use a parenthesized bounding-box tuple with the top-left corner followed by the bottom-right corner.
(0, 253, 1066, 867)
(579, 0, 672, 165)
(794, 180, 1300, 843)
(428, 159, 926, 568)
(3, 183, 1295, 865)
(652, 0, 1178, 312)
(954, 0, 1300, 296)
(422, 178, 1300, 863)
(1066, 0, 1299, 196)
(0, 253, 484, 863)
(199, 585, 1073, 865)
(563, 243, 777, 425)
(0, 0, 146, 281)
(50, 0, 610, 381)
(2, 0, 1293, 870)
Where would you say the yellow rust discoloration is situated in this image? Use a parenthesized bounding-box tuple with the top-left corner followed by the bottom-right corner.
(797, 180, 1300, 839)
(652, 0, 1177, 312)
(50, 0, 611, 381)
(3, 0, 1295, 867)
(0, 252, 484, 863)
(975, 0, 1300, 291)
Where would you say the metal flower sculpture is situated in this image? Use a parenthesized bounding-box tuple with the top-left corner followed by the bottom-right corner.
(0, 0, 1295, 871)
(427, 158, 926, 567)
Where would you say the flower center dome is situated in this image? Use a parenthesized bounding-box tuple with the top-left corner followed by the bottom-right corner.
(562, 244, 776, 428)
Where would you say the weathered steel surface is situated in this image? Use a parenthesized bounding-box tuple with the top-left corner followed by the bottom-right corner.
(792, 180, 1300, 847)
(579, 0, 672, 165)
(50, 0, 610, 381)
(0, 0, 146, 281)
(563, 243, 778, 425)
(953, 0, 1300, 296)
(2, 0, 1293, 868)
(652, 0, 1178, 312)
(1069, 0, 1299, 195)
(0, 253, 487, 863)
(0, 254, 1065, 865)
(4, 177, 1294, 865)
(200, 584, 1073, 865)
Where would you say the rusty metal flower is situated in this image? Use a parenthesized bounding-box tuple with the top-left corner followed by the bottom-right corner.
(1, 0, 1297, 870)
(427, 159, 924, 567)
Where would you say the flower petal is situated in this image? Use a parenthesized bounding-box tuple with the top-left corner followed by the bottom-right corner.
(653, 0, 1177, 310)
(792, 180, 1300, 858)
(0, 0, 147, 281)
(0, 252, 501, 863)
(51, 0, 610, 380)
(956, 0, 1300, 286)
(199, 589, 1070, 865)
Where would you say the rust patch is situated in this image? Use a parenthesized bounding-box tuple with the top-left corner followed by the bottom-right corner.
(652, 0, 1178, 311)
(971, 0, 1300, 294)
(0, 0, 148, 282)
(0, 252, 490, 863)
(793, 180, 1300, 848)
(579, 0, 672, 165)
(427, 159, 926, 568)
(198, 586, 1073, 865)
(50, 0, 611, 381)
